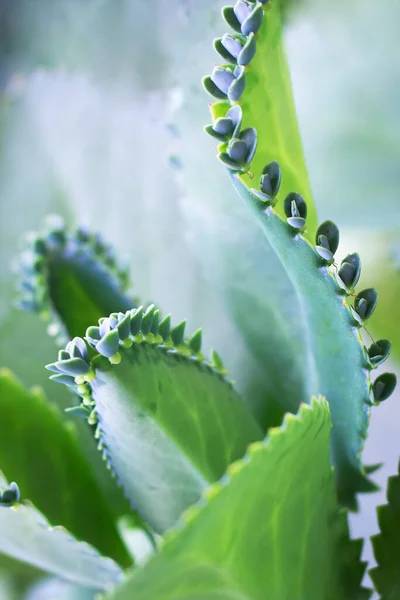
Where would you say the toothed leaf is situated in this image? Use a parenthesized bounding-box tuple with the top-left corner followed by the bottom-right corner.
(16, 220, 134, 344)
(0, 472, 123, 590)
(177, 0, 319, 432)
(140, 305, 155, 335)
(209, 1, 316, 230)
(170, 320, 186, 346)
(227, 174, 376, 509)
(158, 315, 171, 340)
(52, 314, 263, 534)
(189, 329, 202, 354)
(110, 400, 370, 600)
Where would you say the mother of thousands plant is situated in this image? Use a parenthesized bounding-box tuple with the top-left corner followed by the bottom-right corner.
(1, 1, 399, 599)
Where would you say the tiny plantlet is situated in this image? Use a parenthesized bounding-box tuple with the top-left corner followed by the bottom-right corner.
(0, 1, 399, 599)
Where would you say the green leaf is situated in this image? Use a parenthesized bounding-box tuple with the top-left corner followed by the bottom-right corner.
(16, 218, 135, 344)
(0, 473, 123, 591)
(370, 460, 400, 597)
(227, 174, 379, 508)
(200, 0, 392, 508)
(110, 399, 363, 600)
(24, 578, 96, 600)
(169, 1, 313, 427)
(48, 309, 264, 533)
(0, 554, 41, 600)
(0, 369, 131, 568)
(233, 1, 317, 234)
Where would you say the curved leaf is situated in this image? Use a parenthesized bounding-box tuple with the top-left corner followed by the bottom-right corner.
(168, 0, 313, 426)
(0, 369, 131, 568)
(232, 1, 316, 233)
(370, 460, 400, 597)
(110, 400, 368, 600)
(202, 0, 396, 508)
(16, 217, 135, 344)
(47, 307, 263, 533)
(228, 175, 382, 506)
(0, 473, 123, 591)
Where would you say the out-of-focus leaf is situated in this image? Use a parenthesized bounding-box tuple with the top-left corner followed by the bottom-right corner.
(49, 310, 263, 533)
(287, 0, 400, 228)
(0, 0, 168, 89)
(0, 370, 131, 568)
(370, 461, 400, 596)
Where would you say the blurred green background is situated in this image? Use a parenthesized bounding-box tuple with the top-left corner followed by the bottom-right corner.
(0, 0, 399, 597)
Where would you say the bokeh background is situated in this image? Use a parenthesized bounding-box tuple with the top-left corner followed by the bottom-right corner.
(0, 0, 399, 597)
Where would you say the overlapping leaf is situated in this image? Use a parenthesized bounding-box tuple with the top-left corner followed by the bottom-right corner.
(370, 461, 400, 597)
(110, 400, 369, 600)
(48, 308, 263, 533)
(0, 369, 130, 567)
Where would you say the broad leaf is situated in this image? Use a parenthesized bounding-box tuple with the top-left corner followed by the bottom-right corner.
(370, 460, 400, 597)
(200, 0, 396, 507)
(110, 400, 367, 600)
(16, 218, 134, 344)
(172, 0, 316, 426)
(0, 473, 123, 591)
(228, 176, 382, 506)
(47, 307, 264, 533)
(0, 369, 131, 567)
